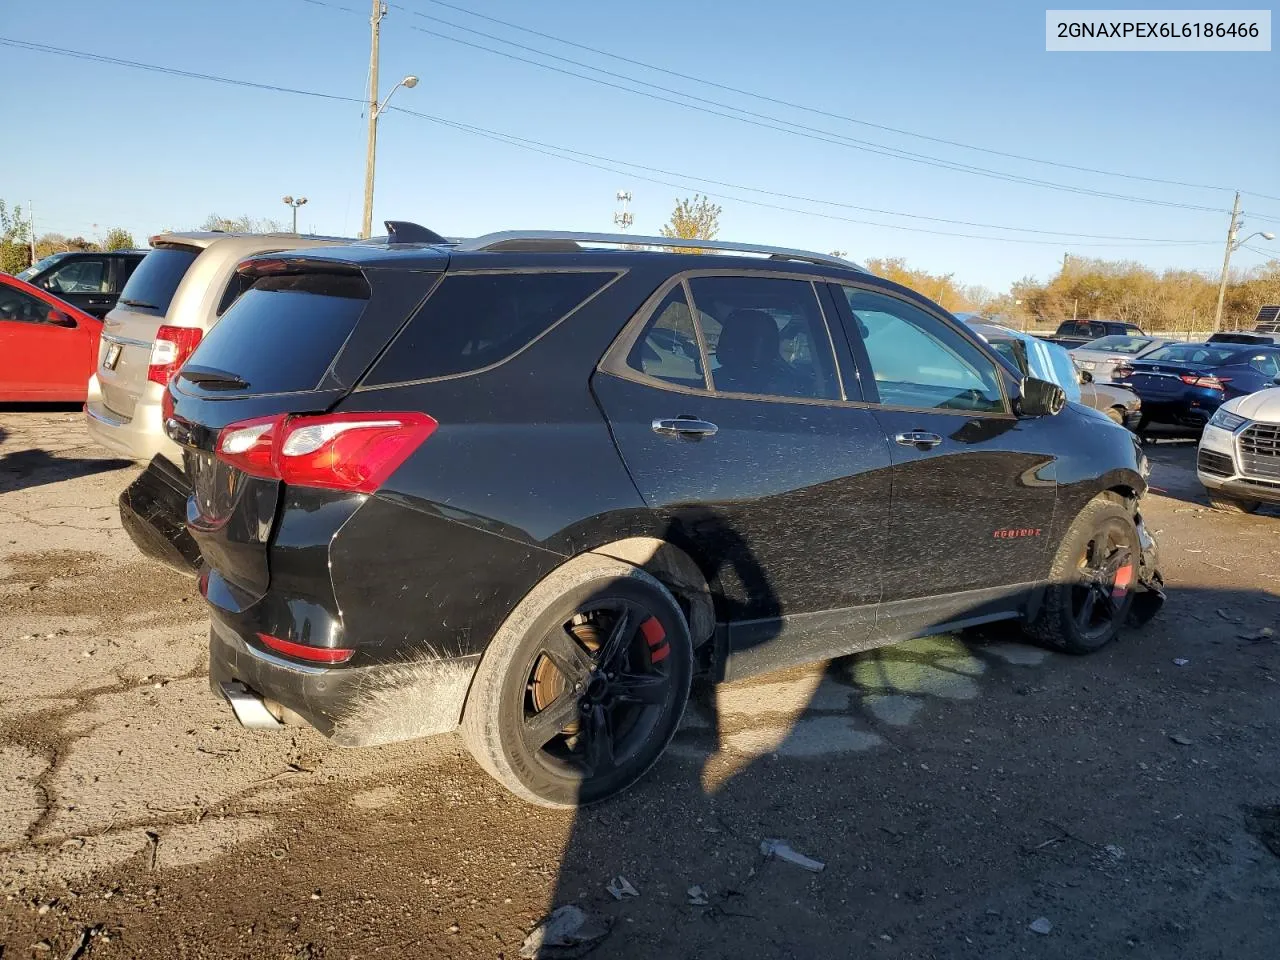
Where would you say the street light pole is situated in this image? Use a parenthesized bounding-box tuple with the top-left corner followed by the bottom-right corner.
(1213, 191, 1275, 332)
(282, 196, 308, 233)
(359, 3, 418, 239)
(1213, 192, 1241, 333)
(361, 0, 383, 240)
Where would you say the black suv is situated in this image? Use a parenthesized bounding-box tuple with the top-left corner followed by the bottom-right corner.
(160, 224, 1163, 807)
(17, 249, 147, 318)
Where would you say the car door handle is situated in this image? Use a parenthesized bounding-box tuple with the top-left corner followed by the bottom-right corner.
(652, 417, 718, 439)
(895, 430, 943, 450)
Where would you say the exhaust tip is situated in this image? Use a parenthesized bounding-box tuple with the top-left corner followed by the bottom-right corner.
(220, 681, 284, 731)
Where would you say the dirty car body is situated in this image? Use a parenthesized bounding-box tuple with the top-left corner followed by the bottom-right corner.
(159, 227, 1164, 803)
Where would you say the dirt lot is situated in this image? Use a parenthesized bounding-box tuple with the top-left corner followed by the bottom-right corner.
(2, 407, 1278, 959)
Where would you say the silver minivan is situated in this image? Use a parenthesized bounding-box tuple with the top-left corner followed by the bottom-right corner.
(86, 232, 348, 463)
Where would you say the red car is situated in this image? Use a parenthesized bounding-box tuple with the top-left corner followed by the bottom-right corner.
(0, 273, 103, 402)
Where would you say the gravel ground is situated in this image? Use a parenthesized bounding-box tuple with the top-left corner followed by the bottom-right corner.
(1, 407, 1278, 959)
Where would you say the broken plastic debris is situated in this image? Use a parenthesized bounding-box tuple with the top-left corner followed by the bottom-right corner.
(1029, 917, 1052, 935)
(686, 885, 709, 906)
(1173, 658, 1189, 666)
(519, 905, 610, 959)
(605, 876, 638, 901)
(760, 838, 826, 872)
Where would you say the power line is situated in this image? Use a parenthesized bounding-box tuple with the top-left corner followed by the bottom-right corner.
(393, 108, 1216, 248)
(298, 0, 1235, 214)
(1241, 245, 1278, 259)
(399, 0, 1280, 204)
(0, 36, 1225, 248)
(388, 109, 1209, 244)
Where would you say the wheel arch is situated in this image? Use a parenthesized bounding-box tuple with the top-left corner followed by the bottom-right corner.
(587, 537, 715, 648)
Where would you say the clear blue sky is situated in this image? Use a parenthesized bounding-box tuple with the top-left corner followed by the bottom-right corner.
(0, 0, 1276, 290)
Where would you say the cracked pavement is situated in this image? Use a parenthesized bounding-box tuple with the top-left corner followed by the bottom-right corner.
(2, 408, 1279, 959)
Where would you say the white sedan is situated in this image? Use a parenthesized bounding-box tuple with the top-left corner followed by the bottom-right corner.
(1197, 384, 1280, 513)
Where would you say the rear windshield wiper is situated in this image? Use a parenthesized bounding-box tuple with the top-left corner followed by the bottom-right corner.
(119, 297, 160, 309)
(179, 366, 250, 390)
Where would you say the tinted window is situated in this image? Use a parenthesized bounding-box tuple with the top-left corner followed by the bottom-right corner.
(843, 288, 1005, 413)
(0, 285, 54, 324)
(117, 247, 200, 315)
(1144, 344, 1235, 365)
(627, 285, 706, 390)
(687, 276, 839, 400)
(16, 253, 69, 281)
(1086, 335, 1151, 354)
(369, 271, 614, 384)
(183, 273, 369, 394)
(44, 258, 108, 293)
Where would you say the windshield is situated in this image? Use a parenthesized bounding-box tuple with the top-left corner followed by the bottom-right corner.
(1083, 335, 1152, 354)
(15, 252, 70, 281)
(1144, 344, 1235, 365)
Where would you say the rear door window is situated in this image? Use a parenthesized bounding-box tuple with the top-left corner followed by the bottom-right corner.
(118, 247, 200, 315)
(43, 258, 109, 294)
(183, 272, 369, 394)
(687, 275, 841, 401)
(368, 271, 617, 384)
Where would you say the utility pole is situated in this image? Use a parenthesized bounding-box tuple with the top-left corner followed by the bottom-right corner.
(361, 0, 385, 240)
(1062, 252, 1069, 273)
(28, 200, 36, 265)
(1213, 191, 1242, 332)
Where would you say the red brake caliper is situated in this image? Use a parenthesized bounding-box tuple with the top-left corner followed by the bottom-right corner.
(640, 616, 669, 663)
(1112, 564, 1133, 599)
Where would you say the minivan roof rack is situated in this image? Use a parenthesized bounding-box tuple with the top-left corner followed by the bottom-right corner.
(454, 230, 866, 272)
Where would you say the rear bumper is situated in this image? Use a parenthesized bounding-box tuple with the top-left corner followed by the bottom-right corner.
(118, 455, 202, 575)
(1132, 397, 1221, 427)
(85, 375, 183, 462)
(208, 615, 481, 746)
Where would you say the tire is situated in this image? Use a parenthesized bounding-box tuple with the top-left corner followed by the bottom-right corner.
(1208, 493, 1261, 514)
(460, 555, 693, 808)
(1105, 406, 1125, 426)
(1025, 495, 1140, 655)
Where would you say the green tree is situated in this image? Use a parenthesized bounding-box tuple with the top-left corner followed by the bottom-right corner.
(659, 195, 721, 252)
(103, 227, 136, 250)
(0, 200, 32, 275)
(200, 214, 285, 234)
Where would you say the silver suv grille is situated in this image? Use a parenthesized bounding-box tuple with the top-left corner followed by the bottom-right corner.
(1239, 422, 1280, 480)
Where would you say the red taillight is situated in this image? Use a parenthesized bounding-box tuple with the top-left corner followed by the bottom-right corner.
(257, 632, 354, 664)
(148, 325, 203, 386)
(215, 412, 436, 494)
(1179, 374, 1229, 391)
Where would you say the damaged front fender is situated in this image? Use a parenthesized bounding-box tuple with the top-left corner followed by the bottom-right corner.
(1128, 512, 1165, 627)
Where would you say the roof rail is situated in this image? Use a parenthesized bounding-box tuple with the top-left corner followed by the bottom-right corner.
(454, 230, 866, 272)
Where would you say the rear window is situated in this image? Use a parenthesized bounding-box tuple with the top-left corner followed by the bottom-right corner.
(118, 247, 200, 315)
(367, 271, 615, 384)
(1086, 335, 1151, 354)
(183, 272, 369, 394)
(1144, 344, 1236, 365)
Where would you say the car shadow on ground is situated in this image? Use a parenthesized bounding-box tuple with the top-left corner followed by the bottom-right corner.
(0, 407, 133, 494)
(533, 567, 1279, 960)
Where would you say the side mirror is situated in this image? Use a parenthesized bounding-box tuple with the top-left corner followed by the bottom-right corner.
(1018, 377, 1067, 417)
(1273, 376, 1280, 386)
(47, 309, 77, 329)
(1078, 369, 1094, 384)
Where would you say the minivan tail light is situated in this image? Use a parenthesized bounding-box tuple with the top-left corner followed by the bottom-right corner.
(148, 326, 203, 386)
(215, 412, 436, 494)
